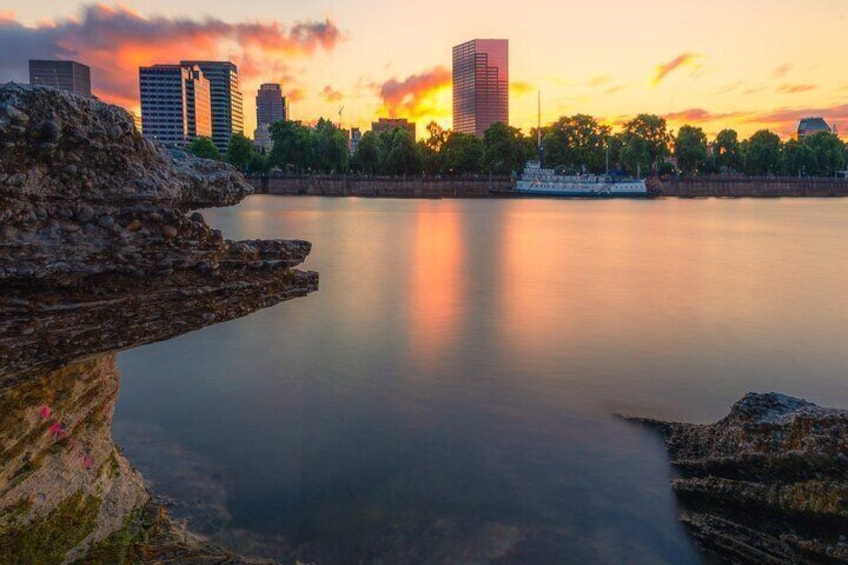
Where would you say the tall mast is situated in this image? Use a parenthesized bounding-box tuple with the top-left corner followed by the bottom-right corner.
(537, 90, 543, 167)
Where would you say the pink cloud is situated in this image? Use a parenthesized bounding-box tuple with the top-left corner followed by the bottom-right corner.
(0, 4, 341, 110)
(652, 53, 699, 86)
(777, 84, 817, 94)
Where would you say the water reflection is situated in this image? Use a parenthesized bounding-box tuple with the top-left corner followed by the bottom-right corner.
(408, 202, 465, 370)
(115, 196, 848, 564)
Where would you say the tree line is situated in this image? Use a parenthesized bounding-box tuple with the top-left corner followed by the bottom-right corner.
(186, 114, 847, 178)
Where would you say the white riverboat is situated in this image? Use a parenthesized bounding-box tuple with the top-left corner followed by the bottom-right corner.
(514, 161, 655, 198)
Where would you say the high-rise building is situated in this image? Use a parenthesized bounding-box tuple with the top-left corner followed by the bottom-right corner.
(139, 64, 212, 147)
(256, 83, 286, 126)
(181, 61, 244, 154)
(29, 60, 92, 97)
(372, 118, 416, 140)
(452, 39, 508, 137)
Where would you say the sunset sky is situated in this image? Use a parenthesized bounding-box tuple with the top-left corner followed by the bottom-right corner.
(1, 1, 846, 140)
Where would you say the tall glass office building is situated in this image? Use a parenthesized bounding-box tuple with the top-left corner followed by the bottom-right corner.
(452, 39, 508, 137)
(180, 61, 244, 154)
(139, 64, 212, 147)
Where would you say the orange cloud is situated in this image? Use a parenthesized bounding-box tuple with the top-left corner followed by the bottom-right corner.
(651, 53, 699, 86)
(772, 63, 792, 79)
(0, 4, 341, 112)
(376, 66, 451, 120)
(321, 85, 343, 103)
(588, 75, 612, 87)
(287, 88, 306, 103)
(777, 84, 817, 94)
(510, 81, 534, 96)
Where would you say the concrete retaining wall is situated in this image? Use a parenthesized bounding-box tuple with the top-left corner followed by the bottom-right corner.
(246, 175, 848, 198)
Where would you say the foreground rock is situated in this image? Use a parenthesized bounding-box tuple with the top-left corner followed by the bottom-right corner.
(0, 83, 317, 386)
(631, 393, 848, 564)
(0, 83, 315, 563)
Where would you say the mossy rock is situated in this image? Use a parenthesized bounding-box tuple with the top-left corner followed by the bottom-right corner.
(0, 489, 101, 564)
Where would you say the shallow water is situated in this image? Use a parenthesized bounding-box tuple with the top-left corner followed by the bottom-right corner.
(114, 196, 848, 563)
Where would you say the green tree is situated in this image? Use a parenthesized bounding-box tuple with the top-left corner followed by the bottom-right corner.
(384, 128, 420, 175)
(674, 125, 708, 175)
(312, 118, 349, 173)
(621, 114, 672, 176)
(226, 133, 255, 171)
(269, 120, 313, 173)
(781, 138, 816, 176)
(542, 114, 611, 173)
(483, 122, 530, 175)
(419, 121, 449, 174)
(351, 131, 382, 175)
(250, 152, 271, 174)
(713, 129, 741, 172)
(804, 132, 846, 176)
(441, 132, 483, 175)
(186, 137, 220, 160)
(743, 130, 782, 176)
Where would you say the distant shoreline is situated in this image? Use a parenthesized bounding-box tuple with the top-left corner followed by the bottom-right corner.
(247, 174, 848, 199)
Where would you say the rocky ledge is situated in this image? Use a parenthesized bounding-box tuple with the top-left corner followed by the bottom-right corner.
(632, 392, 848, 564)
(0, 82, 318, 386)
(0, 83, 316, 563)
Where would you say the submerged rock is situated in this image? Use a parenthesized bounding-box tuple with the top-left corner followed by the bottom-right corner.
(630, 392, 848, 564)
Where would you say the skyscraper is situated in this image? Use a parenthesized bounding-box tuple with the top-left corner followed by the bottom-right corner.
(256, 83, 286, 126)
(139, 64, 212, 147)
(180, 61, 244, 154)
(29, 60, 92, 97)
(452, 39, 508, 137)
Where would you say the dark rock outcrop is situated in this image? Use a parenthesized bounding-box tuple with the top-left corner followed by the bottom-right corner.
(0, 83, 318, 387)
(0, 83, 316, 563)
(631, 393, 848, 564)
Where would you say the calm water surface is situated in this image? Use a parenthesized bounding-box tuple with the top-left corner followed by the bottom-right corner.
(114, 196, 848, 564)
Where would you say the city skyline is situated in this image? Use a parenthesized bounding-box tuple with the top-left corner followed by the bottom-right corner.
(1, 1, 846, 140)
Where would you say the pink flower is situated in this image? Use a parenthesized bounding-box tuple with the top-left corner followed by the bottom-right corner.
(49, 422, 68, 439)
(39, 405, 51, 419)
(82, 455, 94, 469)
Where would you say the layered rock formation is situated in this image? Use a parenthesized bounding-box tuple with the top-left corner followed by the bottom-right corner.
(0, 83, 317, 563)
(633, 393, 848, 564)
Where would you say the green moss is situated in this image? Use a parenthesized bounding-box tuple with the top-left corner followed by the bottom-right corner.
(71, 509, 144, 565)
(0, 490, 101, 565)
(4, 496, 33, 524)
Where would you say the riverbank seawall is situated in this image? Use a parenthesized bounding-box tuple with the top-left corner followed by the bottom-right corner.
(247, 175, 848, 198)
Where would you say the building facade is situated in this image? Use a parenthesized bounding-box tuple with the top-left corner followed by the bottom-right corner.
(29, 60, 92, 97)
(349, 127, 362, 155)
(253, 123, 273, 152)
(181, 61, 244, 154)
(371, 118, 416, 140)
(452, 39, 508, 137)
(139, 64, 212, 147)
(256, 83, 286, 126)
(797, 117, 831, 139)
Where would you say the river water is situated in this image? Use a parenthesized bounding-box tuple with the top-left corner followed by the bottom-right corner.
(114, 196, 848, 564)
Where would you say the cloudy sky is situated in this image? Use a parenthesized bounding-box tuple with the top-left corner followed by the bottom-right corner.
(1, 1, 846, 139)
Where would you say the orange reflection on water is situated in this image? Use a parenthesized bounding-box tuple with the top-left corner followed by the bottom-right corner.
(407, 202, 465, 369)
